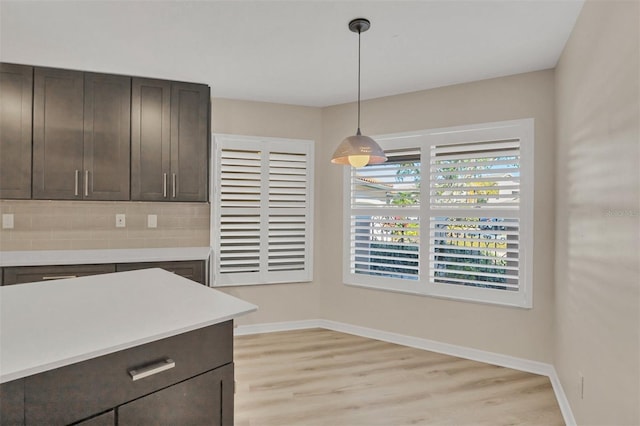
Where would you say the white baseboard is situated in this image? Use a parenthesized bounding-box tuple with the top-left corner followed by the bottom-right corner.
(234, 319, 575, 426)
(548, 367, 577, 426)
(233, 319, 322, 336)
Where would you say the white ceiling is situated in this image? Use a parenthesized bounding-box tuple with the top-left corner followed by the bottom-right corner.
(0, 0, 584, 107)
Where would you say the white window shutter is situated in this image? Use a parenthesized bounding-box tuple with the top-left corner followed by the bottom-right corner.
(218, 148, 262, 277)
(343, 145, 425, 294)
(428, 138, 522, 293)
(213, 135, 314, 286)
(266, 151, 310, 281)
(343, 119, 533, 308)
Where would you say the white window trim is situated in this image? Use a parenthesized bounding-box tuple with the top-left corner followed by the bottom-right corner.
(342, 119, 534, 308)
(211, 133, 314, 287)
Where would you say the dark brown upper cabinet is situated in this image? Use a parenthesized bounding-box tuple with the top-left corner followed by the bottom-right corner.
(131, 78, 171, 201)
(32, 67, 84, 199)
(170, 82, 209, 201)
(32, 68, 131, 200)
(83, 73, 131, 200)
(0, 63, 33, 199)
(132, 78, 209, 202)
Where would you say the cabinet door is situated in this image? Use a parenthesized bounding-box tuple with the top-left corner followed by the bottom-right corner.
(0, 63, 33, 199)
(0, 379, 25, 425)
(118, 364, 234, 426)
(170, 82, 209, 202)
(131, 78, 171, 201)
(32, 67, 85, 199)
(2, 264, 116, 285)
(84, 73, 131, 200)
(115, 260, 206, 284)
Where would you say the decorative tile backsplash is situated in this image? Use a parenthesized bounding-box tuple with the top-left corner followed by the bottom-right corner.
(0, 200, 210, 251)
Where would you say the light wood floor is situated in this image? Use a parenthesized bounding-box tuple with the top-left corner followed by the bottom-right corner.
(234, 328, 564, 426)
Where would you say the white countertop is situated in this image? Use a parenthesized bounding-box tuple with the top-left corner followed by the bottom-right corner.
(0, 268, 257, 383)
(0, 247, 211, 267)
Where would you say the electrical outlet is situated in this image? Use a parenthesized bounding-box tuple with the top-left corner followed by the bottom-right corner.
(2, 213, 14, 229)
(147, 214, 157, 228)
(115, 214, 126, 228)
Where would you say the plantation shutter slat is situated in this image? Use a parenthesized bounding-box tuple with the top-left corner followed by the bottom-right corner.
(431, 139, 520, 153)
(430, 276, 520, 290)
(431, 196, 519, 203)
(214, 135, 314, 286)
(350, 243, 419, 253)
(220, 173, 261, 181)
(222, 186, 260, 197)
(354, 261, 419, 273)
(433, 150, 520, 163)
(220, 165, 262, 174)
(425, 251, 519, 262)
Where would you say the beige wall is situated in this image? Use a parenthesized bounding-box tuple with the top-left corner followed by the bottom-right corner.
(554, 1, 640, 424)
(319, 70, 556, 362)
(210, 98, 324, 326)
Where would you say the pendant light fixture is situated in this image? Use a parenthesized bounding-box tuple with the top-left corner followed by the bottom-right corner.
(331, 18, 387, 168)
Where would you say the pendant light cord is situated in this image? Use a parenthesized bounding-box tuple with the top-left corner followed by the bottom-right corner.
(357, 28, 362, 136)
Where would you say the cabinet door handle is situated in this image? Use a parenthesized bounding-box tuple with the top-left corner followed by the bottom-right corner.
(129, 358, 175, 381)
(163, 173, 167, 198)
(42, 275, 78, 280)
(74, 170, 79, 196)
(172, 173, 176, 198)
(84, 170, 89, 197)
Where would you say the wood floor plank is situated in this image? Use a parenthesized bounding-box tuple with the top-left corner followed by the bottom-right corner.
(234, 329, 564, 426)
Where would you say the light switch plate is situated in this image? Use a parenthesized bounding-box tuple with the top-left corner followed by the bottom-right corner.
(2, 213, 14, 229)
(147, 214, 157, 228)
(115, 214, 126, 228)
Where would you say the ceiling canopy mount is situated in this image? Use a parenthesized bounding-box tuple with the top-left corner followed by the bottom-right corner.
(348, 18, 370, 34)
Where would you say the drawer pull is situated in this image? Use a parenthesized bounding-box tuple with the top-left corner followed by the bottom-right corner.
(42, 275, 78, 280)
(129, 358, 175, 381)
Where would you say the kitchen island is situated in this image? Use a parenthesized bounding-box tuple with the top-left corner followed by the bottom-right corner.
(0, 268, 257, 425)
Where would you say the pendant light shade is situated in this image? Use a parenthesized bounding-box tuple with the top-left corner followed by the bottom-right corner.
(331, 18, 387, 168)
(331, 131, 387, 167)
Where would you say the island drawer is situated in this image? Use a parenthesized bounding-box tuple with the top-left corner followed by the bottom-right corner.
(23, 320, 233, 425)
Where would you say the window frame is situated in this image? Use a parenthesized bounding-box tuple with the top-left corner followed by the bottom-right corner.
(211, 133, 314, 287)
(342, 119, 534, 308)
